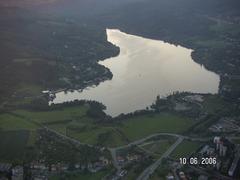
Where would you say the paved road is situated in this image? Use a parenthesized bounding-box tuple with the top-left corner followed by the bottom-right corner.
(10, 111, 240, 180)
(112, 132, 210, 152)
(104, 132, 211, 173)
(109, 133, 184, 172)
(113, 133, 182, 151)
(43, 125, 240, 179)
(137, 136, 184, 180)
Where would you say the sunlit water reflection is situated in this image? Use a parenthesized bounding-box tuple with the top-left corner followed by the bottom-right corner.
(52, 29, 220, 117)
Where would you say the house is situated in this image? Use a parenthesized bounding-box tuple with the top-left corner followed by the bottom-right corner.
(179, 171, 187, 180)
(126, 154, 140, 162)
(183, 95, 204, 103)
(99, 157, 110, 165)
(166, 173, 175, 180)
(74, 164, 81, 169)
(0, 163, 12, 180)
(12, 166, 23, 180)
(0, 163, 12, 173)
(31, 163, 47, 171)
(117, 156, 125, 164)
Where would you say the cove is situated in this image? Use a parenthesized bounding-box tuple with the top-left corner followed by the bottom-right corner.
(51, 29, 220, 117)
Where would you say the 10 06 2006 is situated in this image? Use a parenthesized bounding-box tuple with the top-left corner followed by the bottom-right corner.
(179, 157, 217, 165)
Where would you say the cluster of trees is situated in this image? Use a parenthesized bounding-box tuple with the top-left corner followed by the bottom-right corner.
(86, 101, 106, 120)
(150, 95, 171, 112)
(24, 129, 101, 166)
(114, 109, 153, 122)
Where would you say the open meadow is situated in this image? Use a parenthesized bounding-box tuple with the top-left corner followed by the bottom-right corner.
(119, 113, 194, 141)
(170, 140, 203, 159)
(0, 107, 196, 148)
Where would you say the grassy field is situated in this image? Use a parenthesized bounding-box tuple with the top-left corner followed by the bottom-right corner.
(11, 105, 127, 147)
(50, 112, 193, 147)
(67, 125, 126, 147)
(141, 138, 176, 157)
(27, 130, 38, 147)
(46, 116, 93, 134)
(119, 113, 194, 141)
(0, 113, 39, 162)
(14, 105, 88, 124)
(0, 114, 38, 131)
(170, 140, 203, 159)
(0, 130, 29, 163)
(2, 109, 195, 148)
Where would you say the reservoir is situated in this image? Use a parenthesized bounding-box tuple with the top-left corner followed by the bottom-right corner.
(52, 29, 220, 116)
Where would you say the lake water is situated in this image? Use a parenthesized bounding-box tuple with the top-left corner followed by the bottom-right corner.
(52, 29, 220, 116)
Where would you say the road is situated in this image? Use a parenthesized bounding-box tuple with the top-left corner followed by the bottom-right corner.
(9, 111, 240, 180)
(137, 136, 184, 180)
(108, 133, 184, 172)
(99, 132, 212, 173)
(115, 132, 211, 152)
(43, 126, 122, 173)
(42, 125, 240, 179)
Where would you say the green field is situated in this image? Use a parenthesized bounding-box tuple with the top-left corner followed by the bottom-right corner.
(14, 109, 194, 147)
(0, 130, 30, 163)
(120, 113, 193, 141)
(0, 114, 38, 131)
(46, 116, 93, 134)
(67, 123, 127, 147)
(27, 130, 38, 147)
(43, 112, 194, 147)
(11, 106, 126, 147)
(14, 105, 88, 124)
(0, 113, 39, 162)
(170, 140, 202, 159)
(141, 138, 176, 157)
(1, 108, 195, 148)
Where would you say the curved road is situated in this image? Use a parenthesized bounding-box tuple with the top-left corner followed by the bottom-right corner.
(42, 126, 240, 179)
